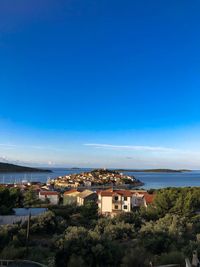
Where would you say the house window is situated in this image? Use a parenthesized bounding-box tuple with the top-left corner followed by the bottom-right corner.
(114, 196, 118, 201)
(124, 205, 128, 210)
(124, 196, 127, 201)
(114, 205, 118, 210)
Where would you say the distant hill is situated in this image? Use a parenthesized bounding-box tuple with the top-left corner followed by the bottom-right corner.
(0, 162, 52, 173)
(116, 169, 191, 173)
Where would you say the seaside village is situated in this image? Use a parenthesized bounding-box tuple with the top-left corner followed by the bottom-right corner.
(39, 187, 154, 215)
(1, 169, 200, 267)
(0, 169, 154, 217)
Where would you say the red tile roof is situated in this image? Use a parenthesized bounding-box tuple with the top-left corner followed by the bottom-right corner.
(99, 191, 114, 197)
(104, 188, 114, 192)
(131, 190, 147, 194)
(115, 190, 133, 197)
(99, 190, 132, 197)
(143, 193, 155, 204)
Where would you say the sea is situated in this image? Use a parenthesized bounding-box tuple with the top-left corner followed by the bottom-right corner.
(1, 168, 200, 189)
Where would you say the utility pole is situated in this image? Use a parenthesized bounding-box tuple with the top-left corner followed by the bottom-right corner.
(26, 213, 31, 257)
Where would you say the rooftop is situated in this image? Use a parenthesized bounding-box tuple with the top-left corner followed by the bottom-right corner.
(78, 189, 95, 198)
(98, 189, 133, 197)
(64, 189, 80, 195)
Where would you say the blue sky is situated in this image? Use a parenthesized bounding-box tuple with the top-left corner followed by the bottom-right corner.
(0, 0, 200, 168)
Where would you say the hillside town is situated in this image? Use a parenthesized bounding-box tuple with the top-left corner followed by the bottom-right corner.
(0, 187, 155, 224)
(2, 171, 200, 267)
(49, 169, 144, 188)
(0, 169, 153, 218)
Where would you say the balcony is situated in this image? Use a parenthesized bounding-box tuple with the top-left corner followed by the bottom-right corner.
(112, 200, 121, 204)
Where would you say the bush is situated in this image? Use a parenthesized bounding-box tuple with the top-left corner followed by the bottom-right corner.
(154, 251, 185, 266)
(0, 245, 26, 259)
(121, 247, 151, 267)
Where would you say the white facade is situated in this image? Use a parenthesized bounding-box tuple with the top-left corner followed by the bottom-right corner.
(98, 190, 154, 216)
(98, 195, 112, 214)
(121, 196, 131, 212)
(98, 192, 132, 215)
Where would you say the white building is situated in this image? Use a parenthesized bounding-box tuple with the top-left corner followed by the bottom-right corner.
(98, 189, 155, 216)
(98, 189, 132, 216)
(39, 191, 59, 205)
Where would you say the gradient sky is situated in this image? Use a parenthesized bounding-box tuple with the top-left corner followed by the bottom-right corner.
(1, 0, 200, 168)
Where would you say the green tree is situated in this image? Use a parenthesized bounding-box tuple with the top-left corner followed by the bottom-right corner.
(0, 187, 14, 214)
(23, 188, 39, 207)
(68, 254, 86, 267)
(154, 251, 185, 266)
(80, 201, 98, 221)
(30, 211, 56, 234)
(121, 247, 151, 267)
(115, 211, 142, 229)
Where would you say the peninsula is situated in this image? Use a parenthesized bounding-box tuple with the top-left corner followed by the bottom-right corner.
(50, 168, 144, 188)
(0, 162, 52, 173)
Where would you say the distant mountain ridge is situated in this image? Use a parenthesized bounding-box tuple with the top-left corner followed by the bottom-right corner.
(0, 162, 52, 173)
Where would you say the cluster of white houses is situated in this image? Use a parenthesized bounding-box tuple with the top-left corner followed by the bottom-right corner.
(50, 169, 139, 188)
(38, 188, 155, 216)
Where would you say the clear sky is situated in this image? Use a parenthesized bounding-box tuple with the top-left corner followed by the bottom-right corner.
(0, 0, 200, 168)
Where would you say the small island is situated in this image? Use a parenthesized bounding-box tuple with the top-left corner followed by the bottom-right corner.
(116, 169, 191, 173)
(0, 162, 52, 173)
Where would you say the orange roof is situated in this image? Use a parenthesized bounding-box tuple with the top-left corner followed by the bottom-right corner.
(40, 191, 59, 196)
(131, 190, 147, 194)
(104, 188, 114, 192)
(64, 189, 79, 195)
(98, 190, 156, 201)
(99, 189, 132, 197)
(99, 191, 114, 197)
(143, 193, 155, 204)
(115, 190, 133, 197)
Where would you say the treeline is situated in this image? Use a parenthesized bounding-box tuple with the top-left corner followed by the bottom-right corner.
(0, 187, 49, 215)
(1, 187, 200, 266)
(0, 162, 51, 172)
(149, 187, 200, 218)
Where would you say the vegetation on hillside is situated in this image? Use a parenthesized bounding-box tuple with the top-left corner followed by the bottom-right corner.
(1, 187, 200, 266)
(0, 162, 51, 173)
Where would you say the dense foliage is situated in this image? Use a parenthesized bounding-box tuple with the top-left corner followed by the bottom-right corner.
(0, 187, 47, 214)
(0, 187, 22, 214)
(1, 187, 200, 266)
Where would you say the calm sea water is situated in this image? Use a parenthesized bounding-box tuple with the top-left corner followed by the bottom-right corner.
(1, 168, 200, 189)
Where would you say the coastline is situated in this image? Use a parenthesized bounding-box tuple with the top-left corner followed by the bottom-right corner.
(1, 169, 200, 189)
